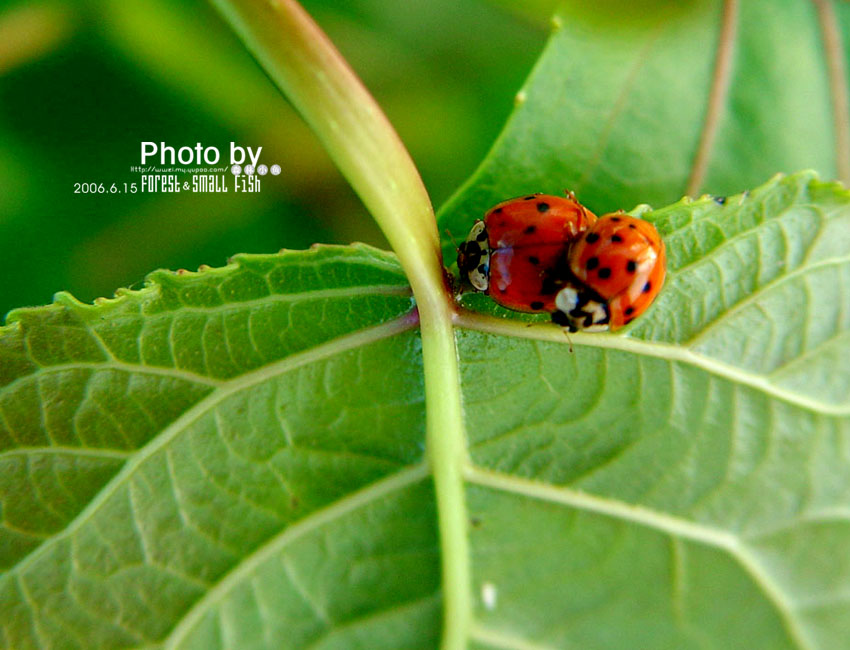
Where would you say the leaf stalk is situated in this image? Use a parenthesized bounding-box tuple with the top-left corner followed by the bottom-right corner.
(208, 1, 471, 646)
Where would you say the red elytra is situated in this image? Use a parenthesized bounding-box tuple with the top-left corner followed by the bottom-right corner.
(553, 213, 666, 331)
(457, 192, 596, 312)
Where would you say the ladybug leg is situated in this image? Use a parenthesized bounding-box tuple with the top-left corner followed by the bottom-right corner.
(444, 228, 460, 249)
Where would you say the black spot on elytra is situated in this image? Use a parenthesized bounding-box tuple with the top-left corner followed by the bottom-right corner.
(586, 256, 599, 271)
(493, 207, 503, 213)
(524, 225, 537, 234)
(585, 232, 600, 243)
(530, 301, 544, 310)
(643, 281, 652, 293)
(598, 267, 612, 279)
(628, 224, 637, 229)
(524, 195, 536, 200)
(611, 216, 621, 222)
(625, 306, 635, 315)
(537, 202, 550, 213)
(528, 255, 540, 265)
(626, 260, 637, 273)
(611, 234, 623, 242)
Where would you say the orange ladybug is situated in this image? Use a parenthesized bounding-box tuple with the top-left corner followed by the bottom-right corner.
(552, 213, 666, 331)
(457, 192, 596, 312)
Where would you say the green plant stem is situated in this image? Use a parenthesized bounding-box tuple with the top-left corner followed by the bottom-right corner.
(208, 1, 471, 647)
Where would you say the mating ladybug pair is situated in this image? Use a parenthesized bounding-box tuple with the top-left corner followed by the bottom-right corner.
(456, 192, 666, 332)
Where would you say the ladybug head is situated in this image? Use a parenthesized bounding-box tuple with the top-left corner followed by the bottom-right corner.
(552, 285, 610, 332)
(457, 220, 490, 292)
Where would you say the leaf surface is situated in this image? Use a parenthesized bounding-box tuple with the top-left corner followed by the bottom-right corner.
(0, 246, 441, 649)
(1, 172, 850, 648)
(439, 0, 850, 247)
(455, 171, 850, 649)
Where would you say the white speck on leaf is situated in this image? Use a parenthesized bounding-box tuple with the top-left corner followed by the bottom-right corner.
(482, 582, 498, 610)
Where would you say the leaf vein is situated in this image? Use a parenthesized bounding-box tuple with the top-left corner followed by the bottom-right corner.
(465, 465, 815, 650)
(161, 463, 430, 649)
(456, 311, 850, 415)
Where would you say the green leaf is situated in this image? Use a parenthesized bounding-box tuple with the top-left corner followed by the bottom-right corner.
(439, 0, 850, 248)
(455, 171, 850, 649)
(2, 172, 850, 648)
(0, 245, 439, 648)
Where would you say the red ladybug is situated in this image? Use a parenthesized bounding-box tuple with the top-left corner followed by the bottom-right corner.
(457, 192, 597, 312)
(552, 213, 666, 332)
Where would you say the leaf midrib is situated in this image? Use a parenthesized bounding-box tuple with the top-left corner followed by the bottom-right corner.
(454, 311, 849, 415)
(812, 0, 850, 184)
(685, 0, 738, 196)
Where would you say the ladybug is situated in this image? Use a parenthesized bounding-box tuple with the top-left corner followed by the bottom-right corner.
(552, 213, 666, 332)
(457, 192, 597, 312)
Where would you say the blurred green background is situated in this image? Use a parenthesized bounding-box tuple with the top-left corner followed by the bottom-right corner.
(0, 0, 557, 316)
